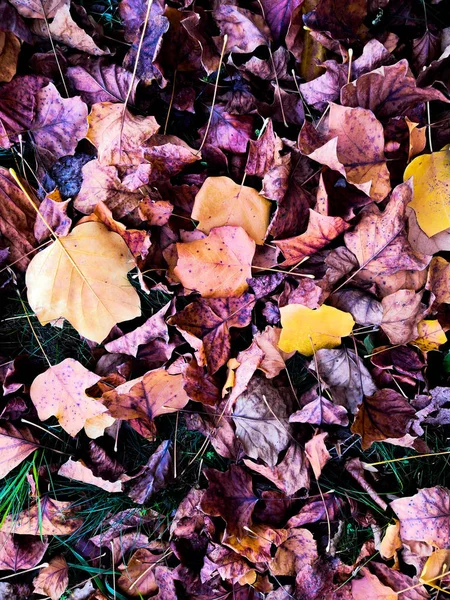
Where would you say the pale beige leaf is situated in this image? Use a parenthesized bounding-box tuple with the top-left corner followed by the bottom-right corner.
(26, 222, 141, 343)
(58, 458, 122, 493)
(33, 556, 69, 600)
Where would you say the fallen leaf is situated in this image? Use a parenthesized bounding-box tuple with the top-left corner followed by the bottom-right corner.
(426, 256, 450, 305)
(87, 102, 159, 166)
(58, 458, 123, 492)
(192, 176, 271, 245)
(1, 496, 82, 536)
(213, 5, 270, 54)
(34, 190, 71, 243)
(305, 432, 331, 478)
(274, 210, 349, 267)
(30, 358, 111, 437)
(270, 527, 317, 577)
(0, 422, 38, 479)
(233, 373, 291, 467)
(290, 395, 349, 426)
(33, 556, 69, 600)
(413, 320, 447, 352)
(0, 32, 20, 83)
(0, 533, 48, 571)
(123, 14, 169, 86)
(127, 440, 172, 504)
(391, 487, 450, 548)
(379, 520, 402, 560)
(352, 389, 415, 449)
(244, 443, 310, 496)
(381, 290, 426, 344)
(174, 226, 255, 298)
(278, 304, 355, 355)
(169, 294, 255, 374)
(9, 0, 67, 19)
(299, 103, 391, 201)
(341, 59, 448, 118)
(117, 548, 160, 596)
(352, 569, 397, 600)
(419, 549, 450, 590)
(26, 222, 141, 343)
(200, 465, 258, 538)
(198, 105, 254, 153)
(405, 149, 450, 237)
(75, 160, 149, 218)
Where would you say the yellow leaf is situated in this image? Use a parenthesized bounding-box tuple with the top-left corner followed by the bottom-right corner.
(405, 149, 450, 237)
(420, 549, 450, 591)
(26, 222, 141, 343)
(278, 304, 355, 355)
(413, 320, 447, 352)
(379, 520, 402, 560)
(192, 176, 271, 245)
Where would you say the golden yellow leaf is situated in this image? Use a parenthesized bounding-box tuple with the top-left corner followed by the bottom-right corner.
(278, 304, 355, 355)
(413, 320, 447, 352)
(26, 222, 141, 343)
(379, 520, 402, 560)
(405, 149, 450, 237)
(420, 549, 450, 591)
(192, 176, 271, 245)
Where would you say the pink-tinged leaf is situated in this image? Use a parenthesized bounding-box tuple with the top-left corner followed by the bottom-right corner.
(198, 105, 253, 153)
(33, 556, 69, 600)
(0, 533, 48, 571)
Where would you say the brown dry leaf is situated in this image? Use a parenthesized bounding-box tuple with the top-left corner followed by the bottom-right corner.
(9, 0, 67, 18)
(232, 373, 291, 467)
(117, 548, 160, 596)
(0, 533, 48, 571)
(32, 4, 109, 56)
(244, 443, 310, 496)
(274, 210, 350, 267)
(75, 160, 149, 218)
(33, 556, 69, 600)
(87, 102, 159, 165)
(352, 389, 415, 449)
(270, 528, 317, 577)
(427, 256, 450, 304)
(0, 422, 38, 478)
(58, 458, 123, 493)
(0, 167, 36, 271)
(192, 176, 271, 245)
(1, 497, 82, 536)
(299, 103, 391, 201)
(30, 358, 113, 437)
(344, 181, 431, 279)
(305, 432, 331, 478)
(0, 32, 20, 83)
(381, 290, 426, 344)
(174, 226, 255, 298)
(391, 487, 450, 548)
(223, 524, 286, 564)
(103, 368, 189, 434)
(26, 222, 141, 343)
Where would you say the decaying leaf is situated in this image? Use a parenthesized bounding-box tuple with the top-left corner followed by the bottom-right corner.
(0, 422, 38, 478)
(33, 556, 69, 600)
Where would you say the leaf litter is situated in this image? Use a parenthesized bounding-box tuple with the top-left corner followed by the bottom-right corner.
(0, 0, 450, 598)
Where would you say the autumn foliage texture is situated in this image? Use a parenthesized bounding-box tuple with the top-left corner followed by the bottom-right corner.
(1, 0, 450, 598)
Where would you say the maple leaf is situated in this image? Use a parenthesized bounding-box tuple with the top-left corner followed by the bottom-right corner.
(405, 149, 450, 237)
(174, 226, 255, 298)
(0, 532, 48, 571)
(232, 373, 291, 467)
(1, 496, 82, 536)
(200, 465, 258, 538)
(33, 556, 69, 600)
(0, 422, 38, 478)
(391, 487, 450, 548)
(351, 389, 416, 449)
(278, 304, 355, 355)
(26, 222, 141, 343)
(30, 358, 112, 437)
(299, 103, 391, 201)
(87, 102, 159, 166)
(192, 176, 271, 245)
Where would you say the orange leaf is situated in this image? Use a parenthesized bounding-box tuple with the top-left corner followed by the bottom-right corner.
(174, 226, 255, 298)
(33, 556, 69, 600)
